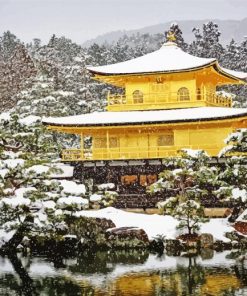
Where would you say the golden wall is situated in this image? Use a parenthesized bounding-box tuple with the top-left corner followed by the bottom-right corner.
(61, 122, 235, 161)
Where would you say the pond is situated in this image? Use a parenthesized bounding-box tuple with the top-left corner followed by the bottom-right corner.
(1, 250, 247, 296)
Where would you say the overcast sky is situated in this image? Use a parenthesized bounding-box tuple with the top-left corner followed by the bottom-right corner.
(0, 0, 246, 44)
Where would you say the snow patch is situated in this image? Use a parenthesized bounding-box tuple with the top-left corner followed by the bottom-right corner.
(75, 207, 234, 242)
(59, 180, 86, 195)
(19, 115, 41, 126)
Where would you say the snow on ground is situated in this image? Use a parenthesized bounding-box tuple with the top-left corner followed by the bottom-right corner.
(200, 219, 232, 242)
(76, 207, 179, 240)
(76, 207, 234, 242)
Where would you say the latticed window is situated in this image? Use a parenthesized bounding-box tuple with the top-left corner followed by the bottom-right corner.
(94, 137, 119, 148)
(197, 88, 202, 100)
(109, 137, 119, 148)
(94, 137, 106, 148)
(151, 83, 169, 92)
(133, 90, 143, 103)
(140, 174, 157, 186)
(157, 133, 174, 146)
(121, 175, 138, 185)
(177, 87, 190, 101)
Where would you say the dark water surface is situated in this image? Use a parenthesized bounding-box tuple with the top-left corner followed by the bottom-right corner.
(0, 250, 247, 296)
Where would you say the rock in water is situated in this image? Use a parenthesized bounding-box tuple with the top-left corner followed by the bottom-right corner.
(106, 227, 149, 249)
(199, 233, 214, 248)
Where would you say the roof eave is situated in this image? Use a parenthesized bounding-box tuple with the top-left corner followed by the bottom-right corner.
(214, 62, 247, 84)
(44, 113, 247, 129)
(87, 61, 217, 77)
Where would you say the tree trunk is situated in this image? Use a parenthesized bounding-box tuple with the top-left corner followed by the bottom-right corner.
(228, 205, 242, 223)
(1, 215, 34, 254)
(8, 253, 38, 296)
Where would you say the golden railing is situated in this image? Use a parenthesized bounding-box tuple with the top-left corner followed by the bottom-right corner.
(61, 144, 223, 161)
(107, 91, 232, 110)
(62, 149, 92, 161)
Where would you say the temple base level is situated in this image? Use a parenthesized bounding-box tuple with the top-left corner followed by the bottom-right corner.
(71, 158, 232, 209)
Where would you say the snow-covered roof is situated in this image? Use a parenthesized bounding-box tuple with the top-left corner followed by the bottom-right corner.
(87, 42, 247, 81)
(43, 107, 247, 127)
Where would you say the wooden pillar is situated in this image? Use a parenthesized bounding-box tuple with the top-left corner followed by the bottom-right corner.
(80, 133, 84, 160)
(106, 129, 109, 159)
(203, 84, 206, 102)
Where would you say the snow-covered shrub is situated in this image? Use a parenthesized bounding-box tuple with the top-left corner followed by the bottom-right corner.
(158, 197, 207, 235)
(219, 128, 247, 157)
(150, 150, 216, 235)
(89, 183, 118, 208)
(0, 113, 89, 252)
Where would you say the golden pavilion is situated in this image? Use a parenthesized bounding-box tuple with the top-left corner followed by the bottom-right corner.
(43, 35, 247, 202)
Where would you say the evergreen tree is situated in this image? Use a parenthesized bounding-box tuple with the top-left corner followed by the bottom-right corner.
(149, 150, 215, 235)
(217, 129, 247, 222)
(0, 112, 88, 252)
(0, 31, 21, 60)
(190, 22, 225, 61)
(0, 33, 36, 111)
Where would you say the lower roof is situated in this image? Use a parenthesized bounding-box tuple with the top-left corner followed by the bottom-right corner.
(43, 107, 247, 128)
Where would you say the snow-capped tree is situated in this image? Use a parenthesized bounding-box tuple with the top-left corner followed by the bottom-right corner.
(0, 32, 36, 111)
(89, 183, 118, 208)
(0, 113, 88, 253)
(190, 22, 224, 61)
(15, 73, 85, 118)
(216, 129, 247, 221)
(149, 150, 222, 235)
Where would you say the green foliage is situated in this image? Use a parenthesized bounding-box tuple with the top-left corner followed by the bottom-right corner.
(216, 129, 247, 206)
(150, 150, 215, 234)
(90, 183, 118, 209)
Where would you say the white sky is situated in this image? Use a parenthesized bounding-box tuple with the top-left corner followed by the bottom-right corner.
(0, 0, 246, 44)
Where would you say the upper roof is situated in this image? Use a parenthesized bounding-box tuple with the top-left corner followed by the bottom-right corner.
(43, 107, 247, 127)
(87, 42, 247, 82)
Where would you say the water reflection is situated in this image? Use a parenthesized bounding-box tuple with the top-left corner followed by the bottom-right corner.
(0, 250, 247, 296)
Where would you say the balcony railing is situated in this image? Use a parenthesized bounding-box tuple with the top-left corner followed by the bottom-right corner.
(61, 149, 92, 161)
(61, 144, 223, 161)
(107, 91, 232, 111)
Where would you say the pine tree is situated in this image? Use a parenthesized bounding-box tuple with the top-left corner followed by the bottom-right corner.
(149, 150, 215, 235)
(217, 129, 247, 222)
(0, 113, 88, 253)
(0, 33, 36, 111)
(189, 22, 224, 61)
